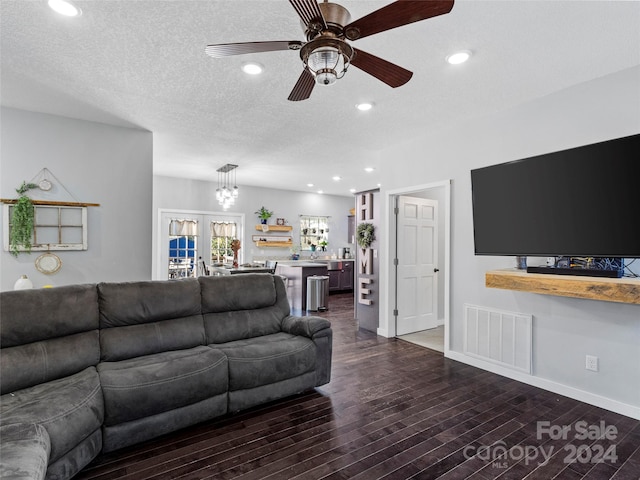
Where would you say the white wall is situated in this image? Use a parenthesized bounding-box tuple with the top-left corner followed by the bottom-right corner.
(152, 175, 354, 277)
(378, 66, 640, 418)
(0, 108, 153, 290)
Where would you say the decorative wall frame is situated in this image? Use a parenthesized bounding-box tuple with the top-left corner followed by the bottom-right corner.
(2, 168, 99, 255)
(35, 252, 63, 274)
(2, 202, 93, 252)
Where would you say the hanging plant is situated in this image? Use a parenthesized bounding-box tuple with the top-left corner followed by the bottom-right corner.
(356, 222, 376, 249)
(9, 182, 39, 256)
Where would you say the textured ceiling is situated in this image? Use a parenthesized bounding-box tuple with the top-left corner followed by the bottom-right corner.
(2, 1, 639, 196)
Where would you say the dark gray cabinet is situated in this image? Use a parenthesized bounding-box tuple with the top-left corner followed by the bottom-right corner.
(341, 261, 353, 290)
(328, 261, 354, 292)
(347, 215, 355, 244)
(328, 270, 341, 291)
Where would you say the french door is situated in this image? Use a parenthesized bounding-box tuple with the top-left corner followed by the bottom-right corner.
(158, 210, 243, 280)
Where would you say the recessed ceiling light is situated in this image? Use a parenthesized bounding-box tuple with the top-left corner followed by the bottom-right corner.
(307, 183, 314, 187)
(364, 167, 374, 173)
(242, 63, 263, 75)
(349, 188, 356, 193)
(356, 102, 373, 111)
(48, 0, 82, 16)
(317, 190, 324, 194)
(332, 176, 341, 181)
(446, 50, 471, 65)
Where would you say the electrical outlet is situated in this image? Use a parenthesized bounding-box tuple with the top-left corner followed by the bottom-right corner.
(585, 355, 599, 372)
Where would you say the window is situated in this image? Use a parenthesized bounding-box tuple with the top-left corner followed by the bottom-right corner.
(168, 219, 198, 279)
(210, 221, 237, 264)
(300, 215, 330, 251)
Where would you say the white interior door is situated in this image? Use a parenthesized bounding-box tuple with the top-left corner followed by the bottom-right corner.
(396, 196, 439, 335)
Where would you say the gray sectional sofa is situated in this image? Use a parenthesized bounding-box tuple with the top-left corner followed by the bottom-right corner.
(0, 274, 332, 480)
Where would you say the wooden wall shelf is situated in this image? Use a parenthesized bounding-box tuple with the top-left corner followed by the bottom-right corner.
(255, 240, 292, 248)
(254, 225, 292, 232)
(1, 199, 100, 207)
(486, 269, 640, 305)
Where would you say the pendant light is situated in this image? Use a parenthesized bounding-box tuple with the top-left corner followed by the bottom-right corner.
(215, 164, 239, 210)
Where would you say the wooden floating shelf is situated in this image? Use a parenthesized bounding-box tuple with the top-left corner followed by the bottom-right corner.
(255, 240, 293, 248)
(486, 269, 640, 305)
(254, 225, 292, 232)
(1, 199, 100, 207)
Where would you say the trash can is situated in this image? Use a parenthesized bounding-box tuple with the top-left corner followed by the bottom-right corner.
(306, 275, 329, 312)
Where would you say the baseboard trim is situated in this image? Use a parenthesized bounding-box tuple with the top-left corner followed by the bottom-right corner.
(377, 327, 389, 337)
(446, 350, 640, 420)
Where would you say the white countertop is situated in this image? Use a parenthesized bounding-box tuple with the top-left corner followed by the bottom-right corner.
(278, 262, 327, 268)
(280, 259, 353, 264)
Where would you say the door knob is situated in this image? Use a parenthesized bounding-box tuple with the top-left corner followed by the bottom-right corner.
(434, 268, 440, 272)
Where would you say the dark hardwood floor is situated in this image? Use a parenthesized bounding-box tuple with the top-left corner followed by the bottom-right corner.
(77, 293, 640, 480)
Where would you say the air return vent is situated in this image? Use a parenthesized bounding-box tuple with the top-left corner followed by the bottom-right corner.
(464, 304, 532, 374)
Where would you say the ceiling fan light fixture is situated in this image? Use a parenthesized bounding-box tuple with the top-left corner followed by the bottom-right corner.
(241, 62, 263, 75)
(48, 0, 81, 16)
(446, 50, 471, 65)
(308, 47, 339, 85)
(301, 38, 354, 86)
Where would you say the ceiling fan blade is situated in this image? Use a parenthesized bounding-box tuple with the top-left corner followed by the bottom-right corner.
(344, 0, 454, 40)
(288, 0, 327, 29)
(288, 68, 315, 101)
(351, 48, 413, 88)
(205, 41, 303, 58)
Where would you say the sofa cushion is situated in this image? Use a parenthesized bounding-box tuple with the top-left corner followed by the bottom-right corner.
(0, 284, 98, 348)
(214, 332, 316, 391)
(98, 279, 205, 361)
(0, 331, 100, 396)
(0, 284, 100, 394)
(0, 367, 103, 464)
(98, 346, 228, 426)
(0, 423, 50, 480)
(200, 274, 290, 343)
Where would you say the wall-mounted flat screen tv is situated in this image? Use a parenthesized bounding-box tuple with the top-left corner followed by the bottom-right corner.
(470, 133, 639, 258)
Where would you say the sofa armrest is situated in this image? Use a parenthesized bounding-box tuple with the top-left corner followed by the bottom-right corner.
(281, 315, 332, 387)
(0, 423, 50, 480)
(281, 315, 331, 339)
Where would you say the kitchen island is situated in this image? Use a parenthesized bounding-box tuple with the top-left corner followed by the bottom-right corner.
(276, 262, 328, 313)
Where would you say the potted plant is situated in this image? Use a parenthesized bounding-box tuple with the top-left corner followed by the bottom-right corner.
(254, 206, 273, 225)
(318, 240, 328, 252)
(9, 181, 39, 256)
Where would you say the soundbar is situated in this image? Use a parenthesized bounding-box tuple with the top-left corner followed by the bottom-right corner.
(526, 265, 623, 278)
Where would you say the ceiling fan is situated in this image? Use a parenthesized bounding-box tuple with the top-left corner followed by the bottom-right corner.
(205, 0, 454, 101)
